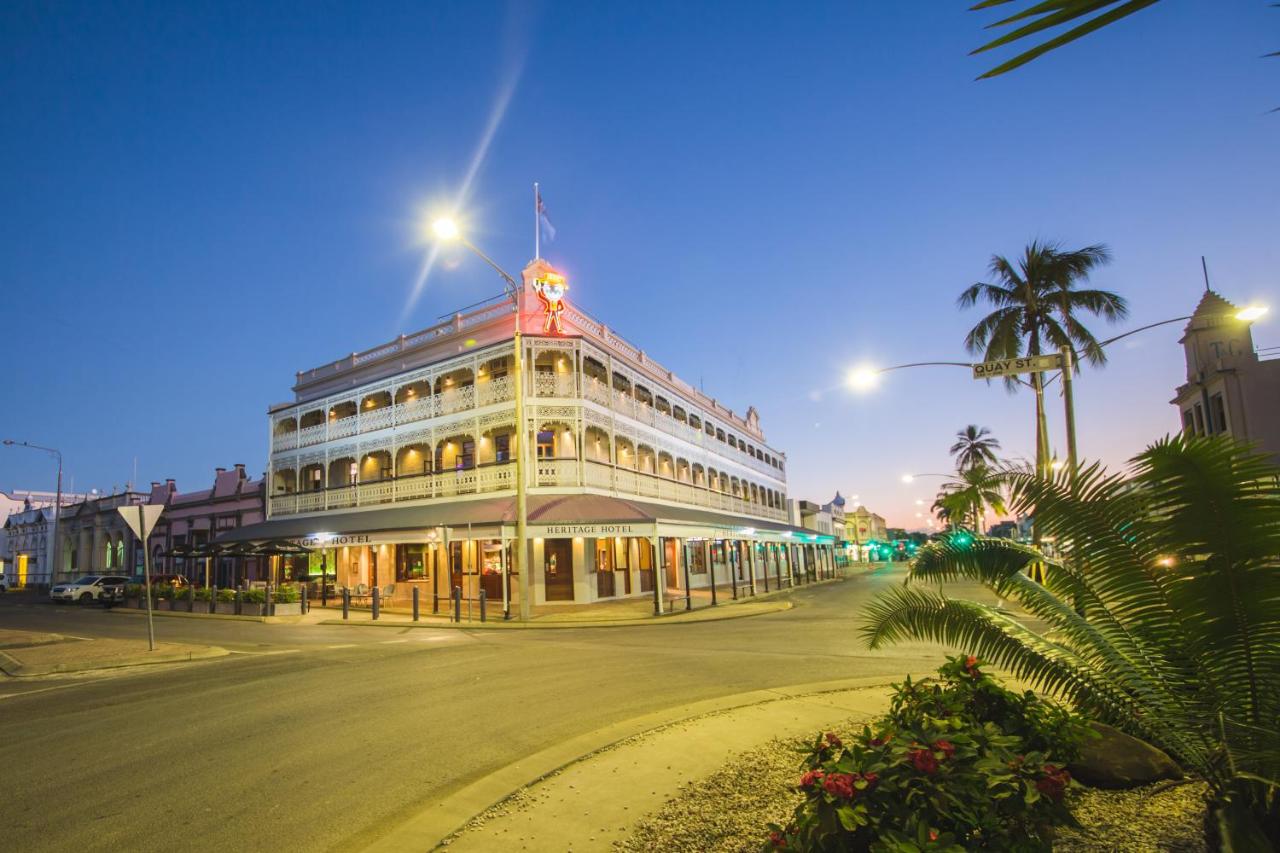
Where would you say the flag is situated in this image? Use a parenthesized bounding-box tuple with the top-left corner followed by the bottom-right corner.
(537, 189, 556, 243)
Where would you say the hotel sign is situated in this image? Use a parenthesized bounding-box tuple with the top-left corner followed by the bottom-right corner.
(293, 534, 372, 548)
(971, 353, 1062, 380)
(531, 523, 642, 538)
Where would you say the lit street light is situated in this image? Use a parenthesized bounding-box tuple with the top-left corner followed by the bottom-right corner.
(429, 217, 528, 621)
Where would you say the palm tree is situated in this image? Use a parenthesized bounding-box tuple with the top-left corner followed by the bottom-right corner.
(862, 435, 1280, 848)
(934, 464, 1006, 531)
(959, 240, 1126, 482)
(950, 425, 1001, 471)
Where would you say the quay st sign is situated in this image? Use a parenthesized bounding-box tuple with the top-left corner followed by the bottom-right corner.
(971, 353, 1063, 380)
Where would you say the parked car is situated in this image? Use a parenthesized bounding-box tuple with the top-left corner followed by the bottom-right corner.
(50, 575, 131, 603)
(99, 580, 126, 608)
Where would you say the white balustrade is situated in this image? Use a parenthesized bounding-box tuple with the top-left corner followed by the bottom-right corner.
(272, 432, 299, 453)
(361, 406, 394, 433)
(476, 375, 513, 406)
(396, 397, 436, 425)
(438, 386, 474, 415)
(297, 424, 326, 448)
(329, 416, 358, 440)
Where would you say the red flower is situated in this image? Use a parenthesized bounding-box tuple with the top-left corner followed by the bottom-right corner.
(860, 771, 879, 789)
(964, 655, 980, 676)
(824, 731, 842, 749)
(933, 739, 956, 759)
(868, 731, 892, 747)
(768, 830, 788, 848)
(798, 770, 824, 789)
(822, 772, 856, 799)
(1036, 765, 1071, 802)
(909, 748, 939, 774)
(929, 829, 940, 842)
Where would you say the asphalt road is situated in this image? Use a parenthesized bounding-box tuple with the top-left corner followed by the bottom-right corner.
(0, 566, 998, 852)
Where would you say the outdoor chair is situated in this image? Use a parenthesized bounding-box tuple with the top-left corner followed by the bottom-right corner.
(381, 584, 396, 604)
(351, 583, 370, 604)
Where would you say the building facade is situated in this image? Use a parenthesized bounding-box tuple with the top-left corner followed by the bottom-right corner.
(146, 466, 267, 586)
(226, 259, 837, 609)
(1, 490, 89, 587)
(844, 505, 888, 560)
(1172, 290, 1280, 463)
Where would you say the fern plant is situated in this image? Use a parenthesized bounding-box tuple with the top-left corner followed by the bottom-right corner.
(861, 434, 1280, 849)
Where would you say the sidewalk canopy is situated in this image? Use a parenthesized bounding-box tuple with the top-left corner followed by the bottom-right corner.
(213, 494, 823, 545)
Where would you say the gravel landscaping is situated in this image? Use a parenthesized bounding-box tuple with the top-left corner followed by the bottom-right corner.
(615, 720, 1210, 852)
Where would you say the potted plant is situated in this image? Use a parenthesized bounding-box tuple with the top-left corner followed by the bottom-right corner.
(270, 584, 302, 616)
(214, 587, 239, 615)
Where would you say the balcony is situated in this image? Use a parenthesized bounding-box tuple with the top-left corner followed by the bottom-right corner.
(268, 458, 787, 523)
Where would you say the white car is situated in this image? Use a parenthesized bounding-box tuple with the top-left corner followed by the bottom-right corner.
(50, 575, 130, 604)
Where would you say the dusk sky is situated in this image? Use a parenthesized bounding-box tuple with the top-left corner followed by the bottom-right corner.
(2, 1, 1276, 528)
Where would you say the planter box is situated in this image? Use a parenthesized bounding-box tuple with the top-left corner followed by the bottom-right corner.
(214, 601, 239, 615)
(270, 602, 302, 616)
(126, 597, 141, 609)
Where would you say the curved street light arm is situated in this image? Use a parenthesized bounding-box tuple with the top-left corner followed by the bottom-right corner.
(459, 237, 519, 296)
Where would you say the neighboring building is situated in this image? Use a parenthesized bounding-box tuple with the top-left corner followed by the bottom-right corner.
(1172, 290, 1280, 462)
(987, 520, 1018, 539)
(222, 258, 836, 608)
(55, 490, 151, 580)
(1, 490, 89, 586)
(3, 505, 57, 587)
(844, 505, 888, 559)
(147, 466, 267, 586)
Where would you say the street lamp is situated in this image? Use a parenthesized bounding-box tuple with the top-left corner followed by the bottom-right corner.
(3, 439, 64, 586)
(430, 218, 529, 622)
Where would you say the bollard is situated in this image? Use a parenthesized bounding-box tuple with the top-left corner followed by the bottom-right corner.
(372, 587, 381, 621)
(479, 589, 486, 623)
(266, 586, 274, 617)
(209, 585, 217, 615)
(342, 588, 350, 620)
(432, 588, 440, 615)
(412, 586, 420, 622)
(301, 585, 308, 615)
(452, 586, 461, 623)
(235, 587, 244, 616)
(187, 584, 195, 612)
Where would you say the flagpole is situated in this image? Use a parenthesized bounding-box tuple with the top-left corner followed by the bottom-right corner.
(533, 181, 540, 260)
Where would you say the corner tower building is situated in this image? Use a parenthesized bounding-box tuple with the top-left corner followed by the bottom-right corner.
(224, 260, 836, 611)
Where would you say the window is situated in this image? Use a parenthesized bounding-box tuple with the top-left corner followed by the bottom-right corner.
(637, 540, 652, 570)
(310, 468, 323, 490)
(595, 539, 613, 571)
(1193, 404, 1205, 436)
(348, 461, 358, 484)
(1211, 394, 1228, 435)
(613, 538, 629, 570)
(396, 544, 427, 581)
(494, 433, 511, 463)
(457, 440, 475, 470)
(690, 543, 707, 574)
(1182, 410, 1195, 434)
(537, 431, 555, 459)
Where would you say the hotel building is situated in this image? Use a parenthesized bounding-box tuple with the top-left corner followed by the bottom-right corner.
(223, 259, 837, 610)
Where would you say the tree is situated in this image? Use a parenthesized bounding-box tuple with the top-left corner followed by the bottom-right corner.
(934, 464, 1006, 531)
(969, 1, 1278, 99)
(959, 240, 1126, 482)
(950, 424, 1001, 471)
(862, 434, 1280, 848)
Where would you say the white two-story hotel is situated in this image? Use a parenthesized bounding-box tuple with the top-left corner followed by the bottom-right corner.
(222, 259, 837, 611)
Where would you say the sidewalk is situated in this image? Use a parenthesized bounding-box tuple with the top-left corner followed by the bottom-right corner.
(363, 677, 901, 853)
(0, 629, 228, 677)
(321, 577, 841, 630)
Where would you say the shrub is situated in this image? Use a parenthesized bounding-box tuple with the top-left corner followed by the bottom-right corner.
(193, 587, 212, 601)
(767, 657, 1084, 851)
(272, 584, 300, 603)
(242, 588, 266, 604)
(215, 588, 236, 603)
(861, 436, 1280, 847)
(124, 583, 144, 599)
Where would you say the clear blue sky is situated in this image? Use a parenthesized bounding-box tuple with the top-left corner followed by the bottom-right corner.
(2, 1, 1276, 527)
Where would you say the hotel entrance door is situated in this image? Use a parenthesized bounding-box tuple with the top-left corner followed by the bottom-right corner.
(544, 539, 574, 601)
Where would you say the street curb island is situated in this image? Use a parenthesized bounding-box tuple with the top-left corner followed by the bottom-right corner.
(357, 675, 905, 853)
(0, 640, 230, 677)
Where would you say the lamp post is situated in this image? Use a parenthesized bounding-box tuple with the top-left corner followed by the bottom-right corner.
(431, 218, 531, 622)
(3, 439, 64, 586)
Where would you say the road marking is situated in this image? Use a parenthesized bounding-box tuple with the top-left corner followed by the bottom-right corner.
(327, 644, 357, 649)
(227, 649, 302, 656)
(0, 681, 93, 701)
(380, 639, 409, 644)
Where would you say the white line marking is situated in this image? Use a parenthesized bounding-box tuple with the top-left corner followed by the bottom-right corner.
(327, 644, 358, 649)
(380, 639, 409, 644)
(227, 649, 301, 656)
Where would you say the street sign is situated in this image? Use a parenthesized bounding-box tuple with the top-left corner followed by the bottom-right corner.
(117, 504, 165, 540)
(971, 353, 1063, 380)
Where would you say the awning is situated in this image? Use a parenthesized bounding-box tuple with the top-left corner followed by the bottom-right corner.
(214, 494, 828, 545)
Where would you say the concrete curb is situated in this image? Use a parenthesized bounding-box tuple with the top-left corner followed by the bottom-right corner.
(359, 675, 905, 853)
(0, 643, 231, 677)
(108, 608, 305, 624)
